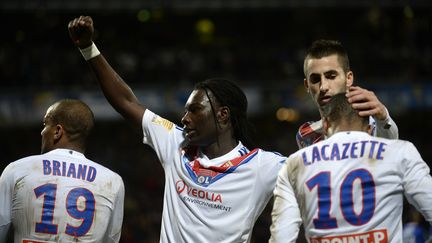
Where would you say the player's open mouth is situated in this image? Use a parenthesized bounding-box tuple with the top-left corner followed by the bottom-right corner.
(183, 129, 196, 138)
(319, 96, 331, 105)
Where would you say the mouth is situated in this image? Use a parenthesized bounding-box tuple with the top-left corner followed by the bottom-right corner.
(183, 128, 196, 138)
(319, 95, 332, 105)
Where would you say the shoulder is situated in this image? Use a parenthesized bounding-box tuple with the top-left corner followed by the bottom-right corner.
(0, 154, 42, 181)
(256, 148, 287, 164)
(6, 154, 42, 169)
(296, 120, 324, 149)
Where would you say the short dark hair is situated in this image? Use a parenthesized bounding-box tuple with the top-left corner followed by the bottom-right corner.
(194, 78, 255, 149)
(322, 93, 368, 126)
(50, 99, 94, 145)
(304, 39, 350, 76)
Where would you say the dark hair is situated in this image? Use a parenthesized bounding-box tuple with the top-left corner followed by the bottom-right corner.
(322, 93, 368, 126)
(50, 99, 95, 146)
(304, 39, 350, 76)
(194, 78, 256, 149)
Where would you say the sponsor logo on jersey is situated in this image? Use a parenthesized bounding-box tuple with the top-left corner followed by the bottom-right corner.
(152, 115, 174, 131)
(310, 229, 388, 243)
(175, 179, 232, 212)
(176, 179, 222, 203)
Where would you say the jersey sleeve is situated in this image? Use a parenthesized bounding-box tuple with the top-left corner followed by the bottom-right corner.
(401, 142, 432, 223)
(269, 160, 302, 243)
(296, 121, 324, 149)
(0, 163, 14, 241)
(370, 109, 399, 139)
(105, 175, 125, 243)
(257, 151, 286, 197)
(141, 109, 184, 167)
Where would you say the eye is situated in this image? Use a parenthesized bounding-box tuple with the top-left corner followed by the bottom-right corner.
(326, 74, 337, 79)
(309, 75, 321, 84)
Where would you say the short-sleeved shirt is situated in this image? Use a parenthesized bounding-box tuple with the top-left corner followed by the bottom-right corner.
(270, 131, 432, 243)
(142, 110, 286, 243)
(0, 149, 125, 243)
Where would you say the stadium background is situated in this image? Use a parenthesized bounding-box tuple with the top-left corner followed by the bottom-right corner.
(1, 0, 431, 242)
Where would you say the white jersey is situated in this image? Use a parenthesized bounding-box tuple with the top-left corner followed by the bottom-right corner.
(270, 131, 432, 243)
(0, 149, 125, 243)
(142, 110, 286, 243)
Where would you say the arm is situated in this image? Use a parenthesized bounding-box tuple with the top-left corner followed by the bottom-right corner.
(0, 165, 13, 241)
(346, 86, 399, 139)
(269, 162, 302, 243)
(68, 16, 145, 132)
(106, 177, 125, 243)
(402, 142, 432, 223)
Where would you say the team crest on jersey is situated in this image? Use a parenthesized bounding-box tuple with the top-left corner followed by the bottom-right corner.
(182, 148, 258, 187)
(152, 115, 174, 131)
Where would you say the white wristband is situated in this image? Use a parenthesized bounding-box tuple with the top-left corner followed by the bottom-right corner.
(79, 42, 100, 61)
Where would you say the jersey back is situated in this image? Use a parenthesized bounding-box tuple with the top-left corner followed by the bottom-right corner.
(0, 149, 124, 243)
(286, 131, 432, 242)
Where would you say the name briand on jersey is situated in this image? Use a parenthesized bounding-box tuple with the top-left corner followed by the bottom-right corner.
(142, 110, 286, 243)
(272, 131, 432, 243)
(0, 149, 125, 243)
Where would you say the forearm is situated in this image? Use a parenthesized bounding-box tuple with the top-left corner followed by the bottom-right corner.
(69, 16, 145, 129)
(374, 110, 399, 139)
(86, 52, 145, 129)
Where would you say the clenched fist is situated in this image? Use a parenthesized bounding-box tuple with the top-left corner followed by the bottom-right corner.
(68, 16, 94, 49)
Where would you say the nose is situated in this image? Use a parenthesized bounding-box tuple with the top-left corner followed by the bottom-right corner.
(181, 112, 190, 126)
(320, 78, 329, 92)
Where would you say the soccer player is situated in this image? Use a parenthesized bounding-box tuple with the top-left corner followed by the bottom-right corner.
(269, 93, 432, 242)
(297, 39, 399, 148)
(0, 99, 125, 243)
(68, 16, 286, 243)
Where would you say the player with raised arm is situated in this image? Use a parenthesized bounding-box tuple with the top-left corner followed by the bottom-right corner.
(68, 16, 286, 243)
(297, 39, 398, 148)
(270, 93, 432, 243)
(0, 99, 125, 243)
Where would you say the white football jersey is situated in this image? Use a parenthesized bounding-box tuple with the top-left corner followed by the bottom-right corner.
(0, 149, 125, 243)
(270, 131, 432, 243)
(142, 110, 286, 243)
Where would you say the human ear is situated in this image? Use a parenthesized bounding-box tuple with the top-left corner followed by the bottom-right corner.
(217, 106, 230, 124)
(304, 78, 310, 92)
(54, 124, 64, 141)
(367, 124, 373, 135)
(346, 71, 354, 87)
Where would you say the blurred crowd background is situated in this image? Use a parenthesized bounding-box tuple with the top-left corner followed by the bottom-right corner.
(1, 0, 432, 242)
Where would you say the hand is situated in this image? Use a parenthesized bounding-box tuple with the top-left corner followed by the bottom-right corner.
(346, 86, 388, 120)
(68, 16, 94, 49)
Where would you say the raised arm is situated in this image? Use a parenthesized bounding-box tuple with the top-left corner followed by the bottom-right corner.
(68, 16, 145, 132)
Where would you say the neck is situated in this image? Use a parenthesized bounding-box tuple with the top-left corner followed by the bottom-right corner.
(55, 141, 85, 154)
(201, 138, 238, 159)
(327, 121, 369, 137)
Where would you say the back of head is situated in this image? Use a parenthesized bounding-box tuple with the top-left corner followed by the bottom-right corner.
(50, 99, 94, 146)
(194, 78, 255, 149)
(322, 92, 368, 129)
(304, 39, 350, 76)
